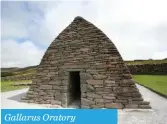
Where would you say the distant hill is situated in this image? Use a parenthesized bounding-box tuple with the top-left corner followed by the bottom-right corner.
(1, 65, 37, 77)
(126, 59, 167, 65)
(1, 59, 167, 77)
(1, 67, 20, 72)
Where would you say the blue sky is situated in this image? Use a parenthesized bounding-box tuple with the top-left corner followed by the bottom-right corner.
(1, 0, 167, 67)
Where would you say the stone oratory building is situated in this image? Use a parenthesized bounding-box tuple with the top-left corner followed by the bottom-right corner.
(23, 16, 151, 109)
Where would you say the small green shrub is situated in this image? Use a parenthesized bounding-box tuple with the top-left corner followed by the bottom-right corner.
(1, 72, 14, 77)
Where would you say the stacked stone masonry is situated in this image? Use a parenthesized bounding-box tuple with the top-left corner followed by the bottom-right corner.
(2, 63, 167, 81)
(22, 16, 151, 109)
(128, 63, 167, 75)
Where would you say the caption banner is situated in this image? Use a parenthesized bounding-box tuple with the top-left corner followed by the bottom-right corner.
(1, 109, 117, 124)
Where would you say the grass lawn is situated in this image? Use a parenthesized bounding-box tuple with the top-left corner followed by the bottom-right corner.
(133, 75, 167, 96)
(1, 80, 31, 92)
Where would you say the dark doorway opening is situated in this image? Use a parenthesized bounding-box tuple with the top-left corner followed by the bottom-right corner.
(68, 71, 81, 108)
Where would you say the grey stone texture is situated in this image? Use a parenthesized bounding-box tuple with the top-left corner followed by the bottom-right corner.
(23, 16, 151, 109)
(128, 63, 167, 75)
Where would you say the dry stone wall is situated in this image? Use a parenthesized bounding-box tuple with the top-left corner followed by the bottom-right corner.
(22, 16, 151, 109)
(2, 63, 166, 81)
(128, 63, 167, 75)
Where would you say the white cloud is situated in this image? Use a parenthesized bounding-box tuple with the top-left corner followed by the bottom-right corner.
(92, 0, 167, 60)
(38, 1, 98, 45)
(1, 40, 45, 67)
(95, 0, 167, 25)
(1, 0, 167, 67)
(2, 19, 28, 38)
(153, 51, 167, 59)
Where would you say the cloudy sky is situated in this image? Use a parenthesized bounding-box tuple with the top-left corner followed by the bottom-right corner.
(1, 0, 167, 67)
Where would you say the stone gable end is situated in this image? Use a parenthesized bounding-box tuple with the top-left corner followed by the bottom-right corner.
(23, 16, 151, 109)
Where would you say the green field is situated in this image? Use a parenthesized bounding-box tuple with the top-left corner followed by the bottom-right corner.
(133, 75, 167, 96)
(1, 80, 30, 92)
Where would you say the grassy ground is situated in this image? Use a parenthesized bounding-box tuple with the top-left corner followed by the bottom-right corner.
(1, 80, 31, 92)
(133, 75, 167, 96)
